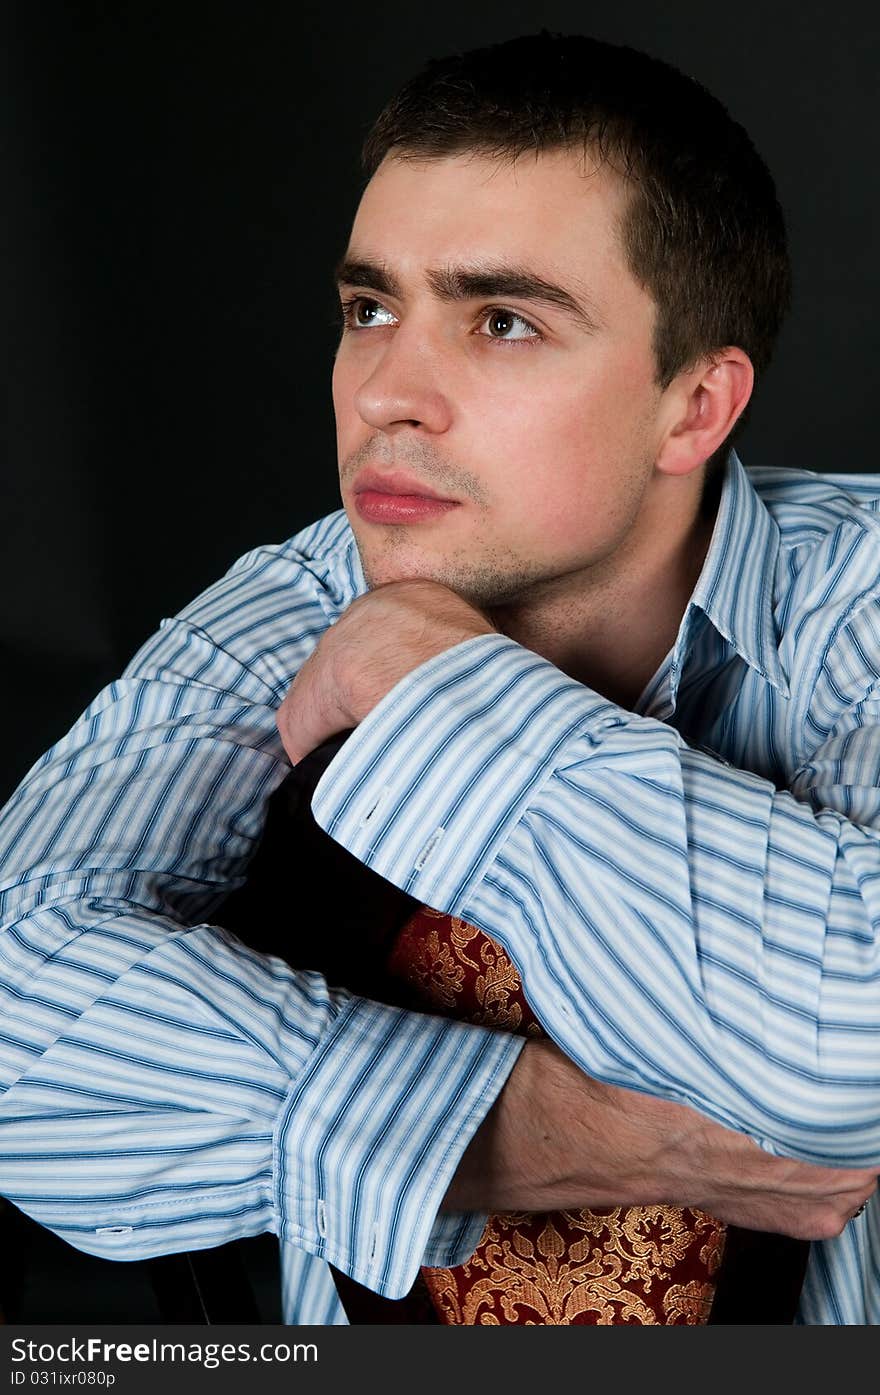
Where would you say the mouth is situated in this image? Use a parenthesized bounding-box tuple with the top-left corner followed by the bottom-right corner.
(351, 468, 460, 525)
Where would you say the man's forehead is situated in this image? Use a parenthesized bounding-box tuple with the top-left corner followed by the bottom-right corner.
(353, 148, 624, 231)
(342, 150, 630, 314)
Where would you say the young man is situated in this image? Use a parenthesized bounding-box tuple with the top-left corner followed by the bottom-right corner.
(0, 34, 877, 1325)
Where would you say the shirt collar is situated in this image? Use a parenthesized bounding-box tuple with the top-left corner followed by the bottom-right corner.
(671, 451, 789, 702)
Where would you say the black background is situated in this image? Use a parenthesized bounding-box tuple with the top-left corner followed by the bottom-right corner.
(2, 0, 878, 1321)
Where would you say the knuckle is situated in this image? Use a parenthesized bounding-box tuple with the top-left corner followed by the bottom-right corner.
(780, 1203, 842, 1242)
(817, 1205, 849, 1240)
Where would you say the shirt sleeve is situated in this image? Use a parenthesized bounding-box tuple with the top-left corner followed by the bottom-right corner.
(0, 558, 520, 1299)
(311, 632, 880, 1168)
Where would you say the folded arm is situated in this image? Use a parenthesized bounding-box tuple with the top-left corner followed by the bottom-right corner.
(0, 554, 519, 1299)
(302, 604, 880, 1165)
(446, 1038, 876, 1238)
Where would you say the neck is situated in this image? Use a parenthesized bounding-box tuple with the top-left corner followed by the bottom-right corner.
(490, 476, 716, 709)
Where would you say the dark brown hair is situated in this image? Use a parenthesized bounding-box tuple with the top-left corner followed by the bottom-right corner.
(362, 32, 791, 392)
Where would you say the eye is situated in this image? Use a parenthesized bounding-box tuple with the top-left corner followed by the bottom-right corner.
(339, 296, 396, 330)
(477, 308, 542, 343)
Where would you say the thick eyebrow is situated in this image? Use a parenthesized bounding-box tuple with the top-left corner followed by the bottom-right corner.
(334, 254, 602, 333)
(428, 263, 603, 333)
(334, 256, 403, 300)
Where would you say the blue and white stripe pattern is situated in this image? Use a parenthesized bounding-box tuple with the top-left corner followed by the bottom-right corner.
(1, 453, 880, 1322)
(0, 518, 519, 1325)
(311, 456, 880, 1324)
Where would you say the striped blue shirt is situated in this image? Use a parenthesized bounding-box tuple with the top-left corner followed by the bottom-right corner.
(1, 452, 879, 1323)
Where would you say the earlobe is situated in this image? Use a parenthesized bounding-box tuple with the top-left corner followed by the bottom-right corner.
(656, 351, 754, 478)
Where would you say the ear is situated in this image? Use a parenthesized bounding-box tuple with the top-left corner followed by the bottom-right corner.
(655, 349, 754, 478)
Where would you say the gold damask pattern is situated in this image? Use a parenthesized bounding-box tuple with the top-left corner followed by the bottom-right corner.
(387, 908, 727, 1325)
(424, 1208, 723, 1326)
(387, 907, 542, 1035)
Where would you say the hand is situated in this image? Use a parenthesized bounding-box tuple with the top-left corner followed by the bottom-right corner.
(277, 580, 496, 765)
(445, 1039, 877, 1240)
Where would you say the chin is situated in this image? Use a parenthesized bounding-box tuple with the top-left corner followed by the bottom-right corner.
(361, 555, 445, 592)
(362, 553, 541, 610)
(353, 532, 438, 588)
(352, 522, 552, 606)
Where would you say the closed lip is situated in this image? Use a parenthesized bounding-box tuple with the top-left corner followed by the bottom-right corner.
(352, 468, 456, 502)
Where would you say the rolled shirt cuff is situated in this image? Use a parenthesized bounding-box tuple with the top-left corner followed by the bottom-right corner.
(274, 991, 522, 1297)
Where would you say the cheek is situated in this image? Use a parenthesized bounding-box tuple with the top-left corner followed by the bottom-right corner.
(475, 369, 620, 491)
(480, 345, 654, 448)
(477, 361, 655, 542)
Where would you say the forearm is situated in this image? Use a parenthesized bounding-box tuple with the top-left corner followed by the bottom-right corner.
(0, 561, 519, 1294)
(0, 894, 520, 1291)
(312, 634, 880, 1161)
(443, 1039, 656, 1213)
(443, 1039, 877, 1238)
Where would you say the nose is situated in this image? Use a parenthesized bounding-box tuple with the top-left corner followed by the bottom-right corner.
(351, 324, 454, 435)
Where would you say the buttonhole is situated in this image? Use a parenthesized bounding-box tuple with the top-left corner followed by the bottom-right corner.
(361, 787, 391, 828)
(414, 826, 446, 872)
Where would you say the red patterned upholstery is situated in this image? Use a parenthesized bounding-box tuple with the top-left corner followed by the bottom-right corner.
(387, 908, 726, 1325)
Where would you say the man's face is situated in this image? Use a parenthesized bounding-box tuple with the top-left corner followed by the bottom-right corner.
(333, 149, 669, 606)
